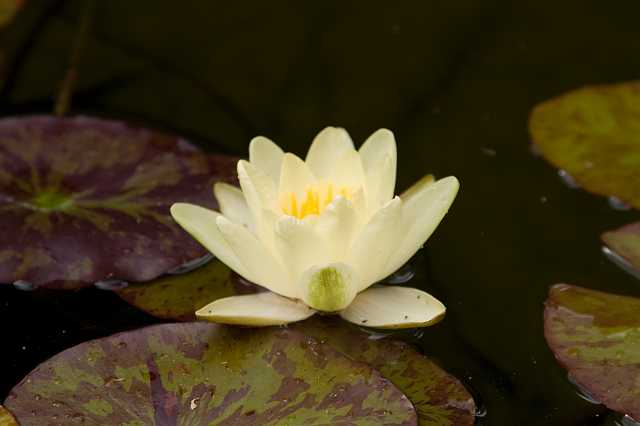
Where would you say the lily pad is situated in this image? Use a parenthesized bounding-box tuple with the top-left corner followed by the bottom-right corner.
(0, 115, 236, 289)
(294, 317, 476, 425)
(602, 222, 640, 274)
(0, 405, 17, 426)
(117, 260, 262, 321)
(117, 268, 476, 425)
(544, 284, 640, 420)
(4, 322, 418, 425)
(529, 81, 640, 208)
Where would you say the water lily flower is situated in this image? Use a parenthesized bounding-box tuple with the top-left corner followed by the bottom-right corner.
(171, 127, 459, 328)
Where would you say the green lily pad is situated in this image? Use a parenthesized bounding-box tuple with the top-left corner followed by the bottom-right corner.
(602, 222, 640, 274)
(0, 116, 236, 289)
(117, 267, 476, 425)
(544, 284, 640, 420)
(0, 405, 17, 426)
(294, 317, 476, 426)
(529, 81, 640, 208)
(117, 260, 262, 321)
(4, 322, 417, 425)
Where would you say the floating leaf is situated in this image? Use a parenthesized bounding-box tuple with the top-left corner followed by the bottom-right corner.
(4, 322, 418, 425)
(294, 317, 476, 426)
(117, 268, 475, 425)
(0, 405, 17, 426)
(544, 284, 640, 420)
(117, 260, 262, 321)
(0, 116, 236, 289)
(529, 81, 640, 208)
(602, 222, 640, 274)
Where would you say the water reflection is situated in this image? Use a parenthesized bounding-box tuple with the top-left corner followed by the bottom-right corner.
(12, 280, 36, 291)
(617, 415, 640, 426)
(558, 170, 580, 189)
(385, 263, 415, 284)
(607, 196, 632, 211)
(567, 374, 601, 405)
(168, 254, 213, 275)
(94, 279, 128, 291)
(602, 247, 640, 280)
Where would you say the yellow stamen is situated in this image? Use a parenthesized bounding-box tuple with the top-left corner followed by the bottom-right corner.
(279, 183, 353, 219)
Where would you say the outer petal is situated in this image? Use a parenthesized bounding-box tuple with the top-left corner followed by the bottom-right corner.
(196, 292, 315, 326)
(359, 129, 397, 212)
(170, 203, 252, 279)
(273, 216, 331, 285)
(305, 127, 356, 180)
(279, 153, 317, 199)
(216, 216, 296, 298)
(340, 286, 446, 329)
(249, 136, 284, 184)
(348, 197, 403, 291)
(382, 176, 459, 278)
(213, 182, 253, 229)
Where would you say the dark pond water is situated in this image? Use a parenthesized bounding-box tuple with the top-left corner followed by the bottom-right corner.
(1, 1, 639, 424)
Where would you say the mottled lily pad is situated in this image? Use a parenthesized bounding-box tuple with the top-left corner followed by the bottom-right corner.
(529, 81, 640, 208)
(544, 284, 640, 420)
(602, 222, 640, 275)
(294, 317, 476, 425)
(117, 260, 262, 321)
(0, 116, 236, 289)
(4, 322, 418, 425)
(117, 268, 475, 425)
(0, 405, 17, 426)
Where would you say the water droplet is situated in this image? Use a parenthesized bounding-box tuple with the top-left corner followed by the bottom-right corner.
(558, 170, 580, 189)
(13, 280, 37, 291)
(608, 196, 631, 211)
(168, 254, 213, 275)
(94, 279, 128, 291)
(602, 246, 640, 280)
(385, 264, 415, 284)
(567, 374, 600, 404)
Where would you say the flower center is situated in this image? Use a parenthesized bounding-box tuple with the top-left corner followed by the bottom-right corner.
(279, 183, 352, 219)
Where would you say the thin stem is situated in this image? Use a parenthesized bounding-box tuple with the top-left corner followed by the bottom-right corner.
(53, 0, 94, 116)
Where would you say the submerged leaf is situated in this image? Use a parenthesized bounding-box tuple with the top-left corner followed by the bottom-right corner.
(602, 222, 640, 274)
(4, 322, 418, 425)
(0, 116, 236, 289)
(529, 81, 640, 208)
(0, 405, 17, 426)
(544, 284, 640, 420)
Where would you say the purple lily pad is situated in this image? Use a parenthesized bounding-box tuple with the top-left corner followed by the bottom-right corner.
(117, 264, 476, 425)
(602, 222, 640, 275)
(4, 322, 418, 425)
(544, 284, 640, 420)
(0, 405, 17, 426)
(529, 81, 640, 208)
(0, 116, 236, 289)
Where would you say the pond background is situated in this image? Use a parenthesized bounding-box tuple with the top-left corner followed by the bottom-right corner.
(0, 1, 639, 424)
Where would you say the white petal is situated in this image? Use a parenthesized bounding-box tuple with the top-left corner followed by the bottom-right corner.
(213, 183, 253, 230)
(196, 292, 315, 326)
(329, 149, 367, 192)
(237, 160, 278, 245)
(305, 127, 356, 180)
(216, 216, 295, 298)
(170, 203, 251, 279)
(249, 136, 284, 184)
(382, 176, 459, 278)
(279, 153, 316, 199)
(298, 262, 359, 312)
(348, 197, 403, 291)
(340, 286, 445, 329)
(273, 216, 331, 284)
(359, 129, 397, 211)
(314, 197, 359, 260)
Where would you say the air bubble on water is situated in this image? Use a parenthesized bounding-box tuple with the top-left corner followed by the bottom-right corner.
(608, 196, 632, 211)
(168, 254, 213, 275)
(385, 264, 415, 284)
(558, 170, 580, 189)
(567, 374, 600, 405)
(602, 246, 640, 280)
(13, 280, 37, 291)
(94, 279, 129, 291)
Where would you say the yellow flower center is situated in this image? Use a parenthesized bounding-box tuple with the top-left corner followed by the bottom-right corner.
(279, 183, 352, 219)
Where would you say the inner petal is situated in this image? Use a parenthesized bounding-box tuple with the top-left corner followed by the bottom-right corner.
(279, 182, 355, 219)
